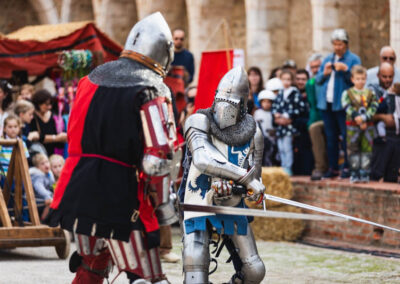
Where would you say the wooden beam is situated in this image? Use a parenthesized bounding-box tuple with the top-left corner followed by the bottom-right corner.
(0, 188, 12, 227)
(16, 140, 40, 225)
(0, 226, 64, 239)
(3, 146, 16, 205)
(0, 139, 18, 146)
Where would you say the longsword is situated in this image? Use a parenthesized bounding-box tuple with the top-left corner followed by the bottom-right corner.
(181, 189, 400, 233)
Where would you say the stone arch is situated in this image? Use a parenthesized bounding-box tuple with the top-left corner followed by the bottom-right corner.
(60, 0, 94, 23)
(92, 0, 138, 45)
(0, 0, 41, 34)
(288, 0, 313, 69)
(28, 0, 59, 24)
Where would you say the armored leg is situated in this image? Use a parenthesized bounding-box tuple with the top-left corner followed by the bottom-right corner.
(183, 229, 211, 283)
(229, 225, 265, 284)
(72, 234, 111, 284)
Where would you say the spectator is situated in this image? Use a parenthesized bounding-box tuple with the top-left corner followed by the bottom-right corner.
(342, 65, 378, 183)
(366, 46, 400, 86)
(29, 90, 67, 156)
(179, 86, 197, 127)
(306, 53, 323, 79)
(316, 29, 361, 179)
(14, 100, 39, 149)
(29, 153, 54, 219)
(171, 29, 195, 84)
(306, 54, 328, 180)
(254, 90, 277, 166)
(18, 84, 34, 101)
(49, 154, 65, 184)
(0, 80, 13, 136)
(293, 69, 314, 175)
(282, 59, 297, 77)
(0, 115, 29, 175)
(272, 70, 306, 175)
(266, 77, 284, 95)
(370, 68, 400, 182)
(248, 66, 264, 108)
(269, 67, 282, 79)
(368, 62, 394, 141)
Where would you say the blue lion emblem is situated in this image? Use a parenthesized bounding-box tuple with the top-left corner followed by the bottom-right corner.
(188, 174, 211, 199)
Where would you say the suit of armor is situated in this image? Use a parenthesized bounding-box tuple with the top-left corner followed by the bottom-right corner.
(180, 67, 266, 283)
(46, 12, 179, 284)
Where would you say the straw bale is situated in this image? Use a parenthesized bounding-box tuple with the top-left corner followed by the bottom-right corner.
(246, 167, 293, 209)
(250, 205, 305, 241)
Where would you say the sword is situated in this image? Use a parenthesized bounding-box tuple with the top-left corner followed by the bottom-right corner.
(181, 203, 343, 222)
(182, 184, 400, 233)
(263, 193, 400, 233)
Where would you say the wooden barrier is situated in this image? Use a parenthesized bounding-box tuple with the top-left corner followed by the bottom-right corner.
(0, 139, 70, 259)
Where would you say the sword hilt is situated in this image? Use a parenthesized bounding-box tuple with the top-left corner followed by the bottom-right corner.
(232, 184, 247, 195)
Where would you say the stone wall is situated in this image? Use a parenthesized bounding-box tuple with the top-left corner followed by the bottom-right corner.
(292, 177, 400, 251)
(0, 0, 397, 80)
(359, 0, 390, 68)
(0, 0, 40, 34)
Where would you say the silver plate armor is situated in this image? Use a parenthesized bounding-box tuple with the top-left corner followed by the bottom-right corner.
(124, 12, 174, 73)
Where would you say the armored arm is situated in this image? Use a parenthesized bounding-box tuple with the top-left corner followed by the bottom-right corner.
(184, 113, 264, 201)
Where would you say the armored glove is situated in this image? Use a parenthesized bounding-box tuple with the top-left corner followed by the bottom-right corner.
(211, 179, 234, 205)
(238, 166, 265, 203)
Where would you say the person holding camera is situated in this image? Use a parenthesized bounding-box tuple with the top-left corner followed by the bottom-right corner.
(341, 65, 379, 183)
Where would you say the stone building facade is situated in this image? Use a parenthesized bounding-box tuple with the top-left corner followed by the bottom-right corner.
(1, 0, 399, 82)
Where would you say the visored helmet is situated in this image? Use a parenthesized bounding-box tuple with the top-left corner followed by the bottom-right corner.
(212, 66, 249, 129)
(124, 12, 174, 72)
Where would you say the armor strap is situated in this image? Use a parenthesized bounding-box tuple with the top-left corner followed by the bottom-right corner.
(120, 50, 166, 78)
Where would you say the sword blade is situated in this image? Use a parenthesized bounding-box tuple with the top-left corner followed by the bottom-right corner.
(181, 203, 343, 222)
(264, 194, 400, 233)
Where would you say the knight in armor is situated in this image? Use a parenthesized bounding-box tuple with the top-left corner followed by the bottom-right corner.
(45, 12, 180, 283)
(180, 67, 266, 283)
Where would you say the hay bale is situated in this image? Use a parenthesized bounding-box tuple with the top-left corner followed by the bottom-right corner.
(246, 167, 293, 209)
(250, 205, 305, 241)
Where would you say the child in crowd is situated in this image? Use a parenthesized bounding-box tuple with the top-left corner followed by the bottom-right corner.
(0, 115, 29, 174)
(29, 153, 54, 218)
(272, 70, 306, 175)
(342, 65, 378, 183)
(265, 77, 283, 96)
(14, 100, 39, 149)
(49, 154, 65, 184)
(18, 84, 34, 101)
(254, 89, 277, 166)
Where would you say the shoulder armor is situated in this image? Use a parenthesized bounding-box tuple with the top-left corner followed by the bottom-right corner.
(184, 113, 210, 138)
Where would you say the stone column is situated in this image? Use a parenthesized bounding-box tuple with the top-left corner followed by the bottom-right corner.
(245, 0, 289, 80)
(390, 0, 400, 68)
(28, 0, 59, 24)
(92, 0, 137, 44)
(185, 0, 246, 83)
(311, 0, 360, 56)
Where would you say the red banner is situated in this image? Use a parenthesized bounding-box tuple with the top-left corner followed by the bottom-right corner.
(194, 49, 244, 111)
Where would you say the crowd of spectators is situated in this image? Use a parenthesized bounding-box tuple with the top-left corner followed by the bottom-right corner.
(0, 80, 68, 221)
(244, 29, 400, 183)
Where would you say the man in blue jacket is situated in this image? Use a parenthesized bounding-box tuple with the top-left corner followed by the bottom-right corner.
(315, 29, 361, 178)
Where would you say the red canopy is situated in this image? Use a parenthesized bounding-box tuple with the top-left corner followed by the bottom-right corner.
(0, 22, 123, 78)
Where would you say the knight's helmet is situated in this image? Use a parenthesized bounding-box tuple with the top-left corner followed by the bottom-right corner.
(124, 12, 174, 73)
(212, 66, 249, 129)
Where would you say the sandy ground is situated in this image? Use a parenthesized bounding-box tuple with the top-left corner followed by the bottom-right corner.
(1, 228, 400, 284)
